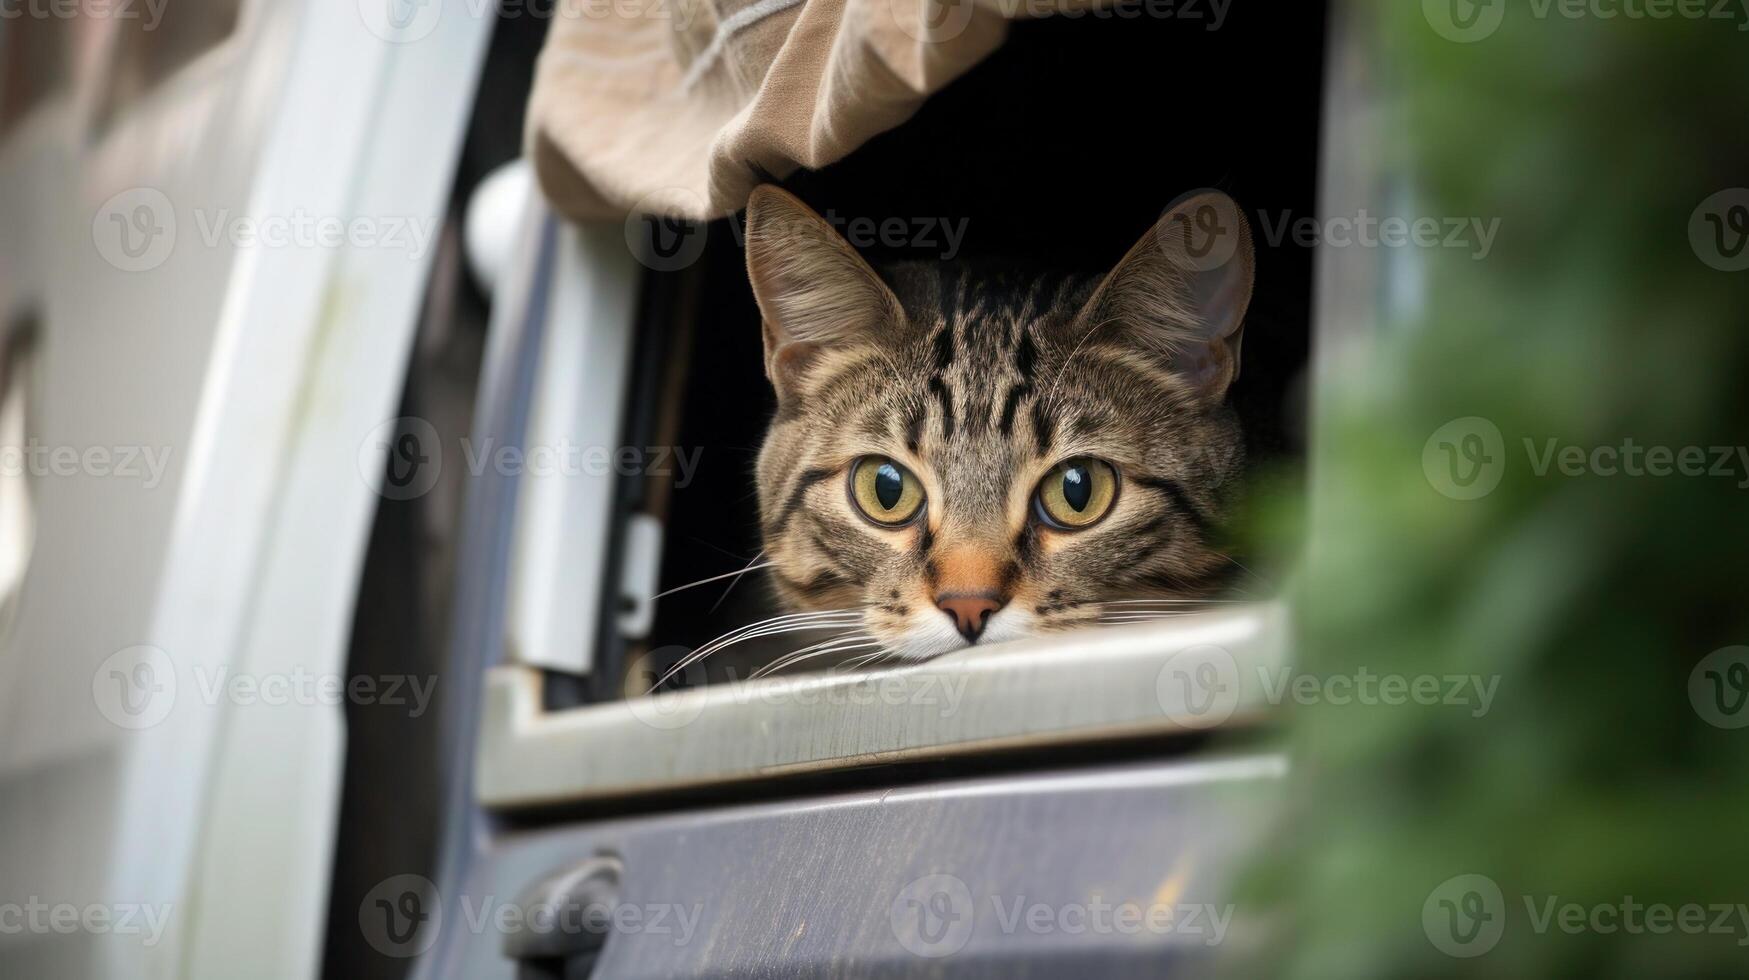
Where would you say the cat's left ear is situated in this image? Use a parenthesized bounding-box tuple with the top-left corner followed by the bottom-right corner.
(744, 185, 905, 401)
(1079, 190, 1255, 403)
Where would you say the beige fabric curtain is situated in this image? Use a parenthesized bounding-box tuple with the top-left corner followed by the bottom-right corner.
(526, 0, 1025, 222)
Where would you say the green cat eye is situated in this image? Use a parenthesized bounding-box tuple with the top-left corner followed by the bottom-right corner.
(849, 457, 925, 527)
(1035, 458, 1119, 530)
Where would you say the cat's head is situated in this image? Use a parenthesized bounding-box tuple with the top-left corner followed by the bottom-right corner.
(744, 186, 1254, 660)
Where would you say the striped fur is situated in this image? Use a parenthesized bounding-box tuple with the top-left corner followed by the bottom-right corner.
(745, 186, 1253, 660)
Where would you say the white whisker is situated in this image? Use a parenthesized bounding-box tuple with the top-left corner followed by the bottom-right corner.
(647, 609, 861, 692)
(754, 635, 882, 678)
(1091, 598, 1245, 606)
(841, 648, 897, 672)
(1039, 314, 1123, 421)
(707, 549, 766, 613)
(648, 562, 777, 602)
(1208, 551, 1273, 590)
(749, 632, 864, 678)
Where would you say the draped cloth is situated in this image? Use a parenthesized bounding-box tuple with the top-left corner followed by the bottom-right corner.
(524, 0, 1031, 221)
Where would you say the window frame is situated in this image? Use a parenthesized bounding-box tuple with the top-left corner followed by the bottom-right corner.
(468, 200, 1296, 810)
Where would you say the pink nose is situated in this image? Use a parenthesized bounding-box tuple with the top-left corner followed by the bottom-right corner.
(936, 594, 1004, 642)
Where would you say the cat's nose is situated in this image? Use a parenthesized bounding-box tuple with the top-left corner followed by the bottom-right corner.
(936, 593, 1005, 642)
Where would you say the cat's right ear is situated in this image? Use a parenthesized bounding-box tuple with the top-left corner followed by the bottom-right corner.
(1078, 190, 1255, 404)
(744, 185, 904, 400)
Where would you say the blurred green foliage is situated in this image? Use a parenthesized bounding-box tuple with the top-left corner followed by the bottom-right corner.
(1249, 2, 1749, 976)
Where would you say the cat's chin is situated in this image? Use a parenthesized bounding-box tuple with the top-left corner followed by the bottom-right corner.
(875, 605, 1038, 661)
(880, 614, 969, 662)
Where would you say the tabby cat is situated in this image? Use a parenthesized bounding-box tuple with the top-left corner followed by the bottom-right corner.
(743, 185, 1254, 665)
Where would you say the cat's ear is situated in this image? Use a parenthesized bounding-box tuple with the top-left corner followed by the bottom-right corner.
(1079, 190, 1255, 403)
(744, 185, 904, 399)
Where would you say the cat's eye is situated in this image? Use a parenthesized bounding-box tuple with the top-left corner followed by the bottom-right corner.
(848, 456, 926, 527)
(1034, 458, 1119, 530)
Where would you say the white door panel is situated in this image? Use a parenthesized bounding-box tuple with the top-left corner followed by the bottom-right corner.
(0, 2, 493, 976)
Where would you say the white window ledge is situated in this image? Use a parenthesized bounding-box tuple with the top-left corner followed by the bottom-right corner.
(476, 602, 1288, 808)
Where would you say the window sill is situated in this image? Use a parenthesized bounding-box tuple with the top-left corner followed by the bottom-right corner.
(476, 602, 1286, 808)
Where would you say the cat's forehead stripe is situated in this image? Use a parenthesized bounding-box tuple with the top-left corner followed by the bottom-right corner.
(1013, 326, 1038, 380)
(931, 323, 955, 371)
(927, 376, 954, 440)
